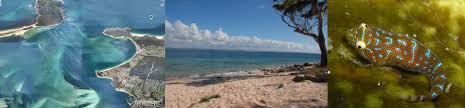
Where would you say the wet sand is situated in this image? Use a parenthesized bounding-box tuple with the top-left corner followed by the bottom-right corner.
(166, 64, 328, 108)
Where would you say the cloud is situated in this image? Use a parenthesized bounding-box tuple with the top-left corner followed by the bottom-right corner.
(160, 0, 165, 7)
(257, 4, 265, 9)
(166, 20, 320, 53)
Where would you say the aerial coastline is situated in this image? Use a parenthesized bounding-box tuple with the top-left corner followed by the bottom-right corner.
(0, 0, 165, 107)
(0, 0, 64, 38)
(99, 27, 165, 107)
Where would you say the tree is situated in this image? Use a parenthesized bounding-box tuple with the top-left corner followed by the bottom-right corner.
(273, 0, 328, 66)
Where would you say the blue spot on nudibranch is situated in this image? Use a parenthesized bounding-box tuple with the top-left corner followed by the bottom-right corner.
(396, 48, 401, 51)
(441, 74, 446, 79)
(362, 30, 366, 41)
(397, 39, 406, 46)
(431, 92, 438, 97)
(410, 41, 417, 63)
(367, 40, 371, 45)
(433, 63, 442, 73)
(396, 55, 403, 60)
(375, 48, 381, 50)
(375, 39, 380, 45)
(367, 48, 373, 53)
(436, 85, 445, 91)
(385, 50, 391, 59)
(386, 37, 393, 45)
(376, 32, 379, 37)
(378, 54, 383, 58)
(426, 49, 431, 58)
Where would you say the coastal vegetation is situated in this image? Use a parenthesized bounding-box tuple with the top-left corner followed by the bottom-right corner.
(199, 95, 221, 103)
(273, 0, 328, 66)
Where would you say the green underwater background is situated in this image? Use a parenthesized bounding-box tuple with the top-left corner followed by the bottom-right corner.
(328, 0, 465, 107)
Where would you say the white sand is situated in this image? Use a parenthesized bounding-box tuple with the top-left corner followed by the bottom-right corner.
(166, 72, 327, 108)
(0, 25, 36, 38)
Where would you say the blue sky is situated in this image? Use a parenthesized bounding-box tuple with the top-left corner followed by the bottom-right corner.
(166, 0, 327, 53)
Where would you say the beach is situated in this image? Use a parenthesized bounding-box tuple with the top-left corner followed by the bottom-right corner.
(98, 27, 166, 107)
(0, 25, 35, 38)
(166, 63, 328, 108)
(0, 0, 64, 38)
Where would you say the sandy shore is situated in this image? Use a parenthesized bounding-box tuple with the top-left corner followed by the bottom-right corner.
(166, 64, 328, 108)
(0, 25, 36, 38)
(0, 0, 64, 38)
(131, 32, 164, 40)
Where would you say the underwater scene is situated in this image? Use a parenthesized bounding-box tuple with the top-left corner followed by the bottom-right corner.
(328, 0, 465, 107)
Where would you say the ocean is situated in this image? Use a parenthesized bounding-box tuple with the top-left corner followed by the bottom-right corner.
(0, 0, 163, 107)
(166, 48, 320, 78)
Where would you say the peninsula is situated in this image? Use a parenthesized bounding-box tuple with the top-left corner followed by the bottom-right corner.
(99, 27, 165, 108)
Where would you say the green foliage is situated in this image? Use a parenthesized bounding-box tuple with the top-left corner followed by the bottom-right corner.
(199, 94, 221, 103)
(151, 85, 165, 98)
(273, 0, 329, 66)
(273, 0, 311, 15)
(272, 0, 327, 30)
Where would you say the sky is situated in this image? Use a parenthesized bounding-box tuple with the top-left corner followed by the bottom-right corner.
(166, 0, 327, 53)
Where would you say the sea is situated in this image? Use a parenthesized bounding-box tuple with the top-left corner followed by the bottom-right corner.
(166, 48, 320, 78)
(0, 0, 163, 108)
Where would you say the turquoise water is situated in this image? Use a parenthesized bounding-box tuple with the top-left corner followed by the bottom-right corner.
(166, 48, 320, 78)
(0, 0, 37, 29)
(0, 0, 164, 107)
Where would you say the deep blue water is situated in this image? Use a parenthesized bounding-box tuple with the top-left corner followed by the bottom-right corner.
(0, 0, 164, 107)
(166, 48, 320, 77)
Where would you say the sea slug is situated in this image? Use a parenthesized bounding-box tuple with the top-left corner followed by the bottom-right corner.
(345, 23, 452, 101)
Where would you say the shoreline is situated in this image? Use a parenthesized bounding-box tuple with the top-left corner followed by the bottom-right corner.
(165, 62, 320, 80)
(0, 25, 37, 38)
(97, 31, 143, 94)
(0, 0, 65, 38)
(98, 31, 167, 73)
(166, 62, 328, 108)
(130, 32, 164, 40)
(96, 35, 139, 72)
(97, 27, 166, 107)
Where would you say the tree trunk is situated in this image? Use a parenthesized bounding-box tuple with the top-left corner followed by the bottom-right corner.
(316, 1, 327, 67)
(317, 35, 327, 67)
